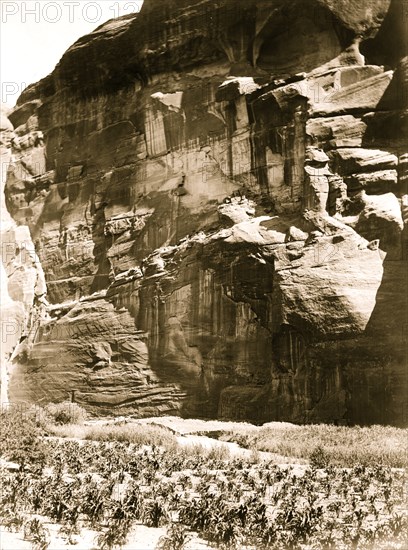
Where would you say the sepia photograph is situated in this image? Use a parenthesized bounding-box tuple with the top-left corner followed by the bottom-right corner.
(0, 0, 407, 548)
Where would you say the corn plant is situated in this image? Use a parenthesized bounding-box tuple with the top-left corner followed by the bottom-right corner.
(24, 518, 50, 550)
(156, 523, 192, 550)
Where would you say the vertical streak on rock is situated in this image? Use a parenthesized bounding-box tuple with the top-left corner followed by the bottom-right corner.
(0, 109, 49, 405)
(2, 0, 406, 424)
(0, 111, 24, 404)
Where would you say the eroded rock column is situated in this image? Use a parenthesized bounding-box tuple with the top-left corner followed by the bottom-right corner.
(0, 108, 47, 404)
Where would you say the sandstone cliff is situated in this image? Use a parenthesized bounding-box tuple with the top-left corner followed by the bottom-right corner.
(2, 0, 407, 424)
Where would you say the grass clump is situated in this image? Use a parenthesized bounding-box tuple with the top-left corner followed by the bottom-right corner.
(45, 402, 87, 425)
(47, 421, 177, 449)
(220, 423, 408, 468)
(85, 422, 177, 448)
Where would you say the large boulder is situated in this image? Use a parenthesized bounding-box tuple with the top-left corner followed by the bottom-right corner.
(4, 0, 407, 425)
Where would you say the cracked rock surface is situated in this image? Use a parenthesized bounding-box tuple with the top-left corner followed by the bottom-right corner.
(2, 0, 407, 424)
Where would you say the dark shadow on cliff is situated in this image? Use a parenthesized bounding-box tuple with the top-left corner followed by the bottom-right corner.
(138, 239, 275, 421)
(360, 0, 408, 68)
(350, 254, 408, 426)
(350, 56, 408, 426)
(254, 0, 355, 76)
(361, 55, 408, 152)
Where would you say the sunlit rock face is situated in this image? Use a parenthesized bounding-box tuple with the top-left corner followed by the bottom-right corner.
(0, 108, 46, 405)
(4, 0, 408, 424)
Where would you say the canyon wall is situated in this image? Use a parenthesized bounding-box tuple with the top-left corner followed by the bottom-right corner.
(2, 0, 407, 424)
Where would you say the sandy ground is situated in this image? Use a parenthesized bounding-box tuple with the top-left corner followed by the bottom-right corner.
(0, 416, 304, 549)
(0, 521, 212, 550)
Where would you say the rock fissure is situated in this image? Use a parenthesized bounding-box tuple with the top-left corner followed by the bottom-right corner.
(1, 0, 407, 424)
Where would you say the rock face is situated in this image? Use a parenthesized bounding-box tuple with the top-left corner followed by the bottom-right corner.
(0, 108, 47, 406)
(2, 0, 407, 424)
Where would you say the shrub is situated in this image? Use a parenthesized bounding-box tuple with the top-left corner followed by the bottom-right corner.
(309, 445, 331, 468)
(45, 402, 87, 425)
(0, 406, 46, 468)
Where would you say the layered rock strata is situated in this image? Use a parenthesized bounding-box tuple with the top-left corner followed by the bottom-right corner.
(0, 109, 46, 405)
(2, 0, 407, 424)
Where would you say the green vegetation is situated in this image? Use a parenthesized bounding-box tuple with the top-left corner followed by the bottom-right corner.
(24, 518, 50, 550)
(157, 523, 192, 550)
(219, 423, 408, 468)
(48, 420, 178, 448)
(45, 401, 87, 425)
(1, 407, 407, 549)
(0, 406, 46, 469)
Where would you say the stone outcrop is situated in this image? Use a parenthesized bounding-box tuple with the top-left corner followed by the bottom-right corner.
(2, 0, 407, 425)
(0, 108, 46, 405)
